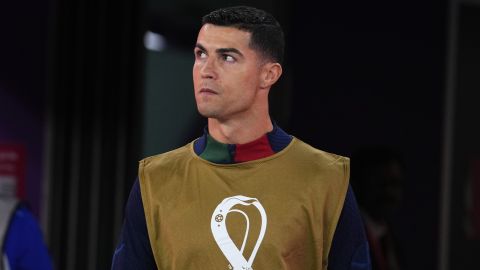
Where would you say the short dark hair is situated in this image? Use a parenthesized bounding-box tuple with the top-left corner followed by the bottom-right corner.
(202, 6, 285, 64)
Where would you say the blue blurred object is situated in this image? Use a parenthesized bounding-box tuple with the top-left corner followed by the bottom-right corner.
(2, 200, 53, 270)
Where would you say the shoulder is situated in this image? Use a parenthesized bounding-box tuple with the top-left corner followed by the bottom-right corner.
(5, 206, 43, 252)
(6, 206, 41, 238)
(138, 142, 198, 191)
(140, 142, 194, 171)
(290, 138, 350, 173)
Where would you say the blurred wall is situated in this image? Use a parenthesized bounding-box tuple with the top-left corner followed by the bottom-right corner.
(45, 0, 145, 269)
(142, 46, 202, 156)
(0, 1, 49, 218)
(442, 2, 480, 269)
(289, 1, 446, 269)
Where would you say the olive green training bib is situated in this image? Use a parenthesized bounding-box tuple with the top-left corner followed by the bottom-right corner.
(139, 138, 349, 270)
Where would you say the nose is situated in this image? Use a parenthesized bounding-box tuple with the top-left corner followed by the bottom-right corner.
(200, 58, 216, 79)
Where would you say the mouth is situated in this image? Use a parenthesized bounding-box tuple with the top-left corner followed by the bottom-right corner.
(199, 88, 218, 95)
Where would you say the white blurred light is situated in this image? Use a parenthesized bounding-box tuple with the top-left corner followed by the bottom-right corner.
(144, 31, 167, 51)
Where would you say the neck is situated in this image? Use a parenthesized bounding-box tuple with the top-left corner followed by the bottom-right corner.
(208, 114, 273, 144)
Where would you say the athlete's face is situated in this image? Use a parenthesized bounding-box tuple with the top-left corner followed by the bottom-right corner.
(193, 24, 264, 120)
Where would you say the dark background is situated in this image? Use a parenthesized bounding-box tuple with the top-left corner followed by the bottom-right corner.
(290, 2, 445, 269)
(2, 0, 479, 269)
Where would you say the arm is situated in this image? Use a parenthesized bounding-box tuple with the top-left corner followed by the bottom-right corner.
(111, 178, 157, 270)
(4, 206, 53, 270)
(328, 185, 371, 270)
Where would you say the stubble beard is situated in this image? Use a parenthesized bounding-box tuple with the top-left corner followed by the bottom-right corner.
(196, 102, 221, 119)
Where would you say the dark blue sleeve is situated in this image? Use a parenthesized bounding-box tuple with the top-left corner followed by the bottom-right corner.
(328, 185, 372, 270)
(4, 206, 53, 270)
(111, 178, 157, 270)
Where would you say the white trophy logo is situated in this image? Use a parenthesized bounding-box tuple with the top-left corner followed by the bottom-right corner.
(210, 195, 267, 270)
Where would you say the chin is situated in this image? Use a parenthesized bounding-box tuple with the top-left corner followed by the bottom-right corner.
(196, 106, 218, 119)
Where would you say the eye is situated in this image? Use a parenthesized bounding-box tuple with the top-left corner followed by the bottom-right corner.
(195, 50, 207, 59)
(223, 54, 236, 63)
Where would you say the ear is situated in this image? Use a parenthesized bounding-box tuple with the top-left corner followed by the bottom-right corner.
(260, 63, 282, 89)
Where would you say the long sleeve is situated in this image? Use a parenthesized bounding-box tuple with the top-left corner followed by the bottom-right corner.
(111, 178, 157, 270)
(328, 185, 372, 270)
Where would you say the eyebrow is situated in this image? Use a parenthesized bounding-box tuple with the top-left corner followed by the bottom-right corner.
(195, 43, 244, 58)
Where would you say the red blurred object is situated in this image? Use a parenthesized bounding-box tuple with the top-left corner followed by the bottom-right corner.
(0, 144, 26, 199)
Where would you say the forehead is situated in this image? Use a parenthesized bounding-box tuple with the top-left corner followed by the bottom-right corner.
(196, 24, 252, 51)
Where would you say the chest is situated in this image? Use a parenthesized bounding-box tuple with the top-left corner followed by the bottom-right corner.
(150, 173, 326, 270)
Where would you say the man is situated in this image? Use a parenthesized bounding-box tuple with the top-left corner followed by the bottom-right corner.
(112, 6, 370, 270)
